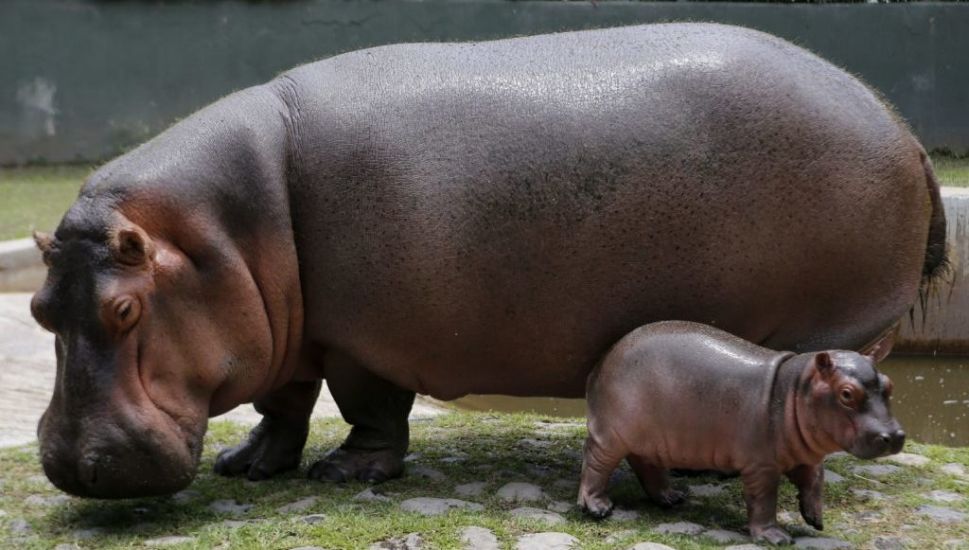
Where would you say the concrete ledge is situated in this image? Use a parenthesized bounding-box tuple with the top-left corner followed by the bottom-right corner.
(897, 187, 969, 354)
(0, 238, 43, 293)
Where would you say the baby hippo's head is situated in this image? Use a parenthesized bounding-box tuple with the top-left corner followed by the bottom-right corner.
(804, 351, 905, 459)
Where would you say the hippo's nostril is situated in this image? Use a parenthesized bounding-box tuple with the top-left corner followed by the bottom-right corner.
(878, 432, 891, 444)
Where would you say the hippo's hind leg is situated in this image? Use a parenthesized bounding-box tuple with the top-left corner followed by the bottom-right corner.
(308, 351, 414, 484)
(627, 455, 686, 507)
(578, 427, 625, 519)
(215, 380, 322, 480)
(741, 467, 792, 545)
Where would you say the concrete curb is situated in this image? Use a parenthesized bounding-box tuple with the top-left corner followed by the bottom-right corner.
(0, 238, 44, 292)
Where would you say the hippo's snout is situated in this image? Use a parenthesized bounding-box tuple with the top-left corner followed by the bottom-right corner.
(38, 405, 200, 499)
(851, 425, 906, 459)
(41, 437, 196, 499)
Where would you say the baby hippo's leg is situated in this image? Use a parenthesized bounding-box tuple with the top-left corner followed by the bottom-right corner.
(578, 432, 625, 519)
(742, 468, 792, 545)
(627, 455, 686, 507)
(787, 464, 824, 530)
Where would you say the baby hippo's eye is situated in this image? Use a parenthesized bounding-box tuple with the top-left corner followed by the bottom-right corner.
(838, 387, 856, 407)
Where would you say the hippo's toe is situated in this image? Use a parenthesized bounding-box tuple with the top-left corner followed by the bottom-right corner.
(654, 488, 687, 508)
(752, 525, 794, 546)
(307, 447, 404, 484)
(214, 418, 308, 481)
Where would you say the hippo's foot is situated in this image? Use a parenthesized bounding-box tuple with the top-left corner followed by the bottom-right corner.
(799, 498, 823, 531)
(751, 525, 793, 546)
(308, 447, 404, 484)
(650, 487, 687, 508)
(579, 494, 614, 520)
(214, 417, 308, 481)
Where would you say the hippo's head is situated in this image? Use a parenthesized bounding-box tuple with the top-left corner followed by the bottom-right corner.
(802, 351, 905, 460)
(30, 185, 299, 498)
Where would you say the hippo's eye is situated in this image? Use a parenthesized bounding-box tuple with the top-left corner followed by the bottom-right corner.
(116, 300, 132, 320)
(838, 387, 856, 407)
(110, 296, 141, 332)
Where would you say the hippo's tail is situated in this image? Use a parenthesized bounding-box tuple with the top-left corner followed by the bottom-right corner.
(921, 152, 949, 286)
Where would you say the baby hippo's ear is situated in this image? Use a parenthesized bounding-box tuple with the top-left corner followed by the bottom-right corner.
(812, 352, 835, 380)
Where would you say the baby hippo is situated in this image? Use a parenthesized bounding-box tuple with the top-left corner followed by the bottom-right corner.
(579, 321, 904, 545)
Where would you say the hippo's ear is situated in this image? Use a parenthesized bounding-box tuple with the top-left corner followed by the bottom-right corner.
(110, 226, 155, 266)
(813, 352, 835, 379)
(33, 231, 54, 266)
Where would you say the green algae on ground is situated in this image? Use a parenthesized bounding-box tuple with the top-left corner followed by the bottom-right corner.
(0, 412, 967, 549)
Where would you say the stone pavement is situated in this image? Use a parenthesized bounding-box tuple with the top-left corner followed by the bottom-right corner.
(0, 293, 444, 449)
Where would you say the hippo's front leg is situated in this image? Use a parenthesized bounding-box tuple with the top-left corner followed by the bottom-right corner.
(308, 351, 414, 483)
(742, 468, 793, 545)
(215, 380, 322, 480)
(787, 464, 824, 530)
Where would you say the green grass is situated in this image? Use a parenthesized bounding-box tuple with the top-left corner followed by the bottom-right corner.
(0, 166, 92, 241)
(934, 156, 969, 188)
(0, 412, 966, 549)
(1, 155, 968, 242)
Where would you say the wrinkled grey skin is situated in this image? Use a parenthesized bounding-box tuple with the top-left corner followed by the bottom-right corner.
(33, 23, 943, 498)
(580, 321, 904, 545)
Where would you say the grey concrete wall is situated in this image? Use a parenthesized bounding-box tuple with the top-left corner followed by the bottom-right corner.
(2, 0, 968, 165)
(898, 188, 969, 355)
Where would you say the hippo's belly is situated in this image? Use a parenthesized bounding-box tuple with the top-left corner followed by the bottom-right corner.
(288, 24, 929, 400)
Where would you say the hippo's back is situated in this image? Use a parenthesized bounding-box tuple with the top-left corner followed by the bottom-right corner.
(281, 24, 931, 399)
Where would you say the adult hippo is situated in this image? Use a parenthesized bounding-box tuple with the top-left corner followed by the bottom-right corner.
(31, 23, 945, 498)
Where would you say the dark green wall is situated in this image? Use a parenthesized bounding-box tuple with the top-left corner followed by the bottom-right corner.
(2, 0, 968, 165)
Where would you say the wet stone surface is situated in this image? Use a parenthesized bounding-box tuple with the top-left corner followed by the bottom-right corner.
(208, 499, 252, 515)
(8, 518, 30, 534)
(546, 500, 572, 513)
(927, 489, 965, 503)
(399, 497, 483, 516)
(653, 520, 705, 536)
(143, 535, 197, 547)
(370, 532, 423, 549)
(460, 526, 499, 550)
(301, 513, 326, 524)
(881, 452, 930, 467)
(628, 543, 678, 550)
(497, 482, 547, 503)
(793, 536, 852, 549)
(703, 528, 750, 544)
(940, 463, 967, 478)
(916, 504, 968, 523)
(873, 535, 913, 550)
(851, 488, 886, 501)
(823, 469, 845, 483)
(508, 506, 565, 525)
(277, 496, 318, 513)
(514, 532, 578, 550)
(852, 464, 901, 478)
